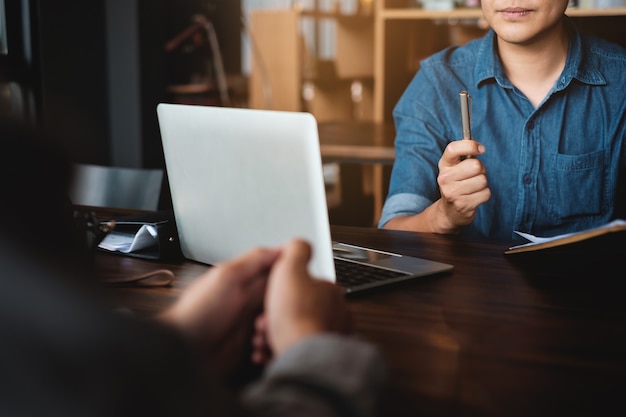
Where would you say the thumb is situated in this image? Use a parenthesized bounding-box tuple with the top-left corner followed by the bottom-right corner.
(270, 239, 312, 286)
(272, 239, 312, 281)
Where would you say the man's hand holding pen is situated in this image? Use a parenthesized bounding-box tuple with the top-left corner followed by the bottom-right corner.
(384, 90, 491, 235)
(431, 91, 491, 232)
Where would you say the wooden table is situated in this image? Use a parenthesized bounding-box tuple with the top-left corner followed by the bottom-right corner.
(318, 121, 396, 225)
(96, 224, 626, 417)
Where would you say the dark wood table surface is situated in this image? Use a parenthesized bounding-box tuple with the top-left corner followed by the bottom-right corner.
(95, 224, 626, 417)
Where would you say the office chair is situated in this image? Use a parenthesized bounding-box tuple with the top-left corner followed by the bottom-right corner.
(68, 163, 164, 212)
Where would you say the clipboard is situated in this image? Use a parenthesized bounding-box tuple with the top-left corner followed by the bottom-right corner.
(504, 220, 626, 271)
(505, 220, 626, 255)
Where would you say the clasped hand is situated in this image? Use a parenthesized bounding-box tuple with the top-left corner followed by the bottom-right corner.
(159, 239, 350, 378)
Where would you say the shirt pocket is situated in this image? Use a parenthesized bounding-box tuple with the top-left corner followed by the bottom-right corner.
(550, 149, 608, 221)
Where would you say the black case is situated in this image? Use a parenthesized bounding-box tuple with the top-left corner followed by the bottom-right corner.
(99, 211, 183, 261)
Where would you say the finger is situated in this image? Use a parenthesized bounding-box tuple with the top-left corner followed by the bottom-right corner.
(251, 329, 271, 361)
(457, 161, 487, 184)
(251, 344, 272, 365)
(443, 140, 485, 164)
(439, 157, 486, 189)
(440, 175, 488, 204)
(254, 314, 268, 333)
(218, 246, 281, 285)
(462, 171, 489, 194)
(272, 239, 312, 281)
(251, 330, 267, 354)
(251, 315, 272, 364)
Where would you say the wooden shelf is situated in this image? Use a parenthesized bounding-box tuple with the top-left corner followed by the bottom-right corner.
(381, 7, 626, 20)
(372, 6, 626, 121)
(250, 5, 626, 123)
(381, 7, 483, 20)
(565, 7, 626, 17)
(300, 10, 374, 20)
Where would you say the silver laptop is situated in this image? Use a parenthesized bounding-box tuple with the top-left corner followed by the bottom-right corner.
(156, 103, 453, 293)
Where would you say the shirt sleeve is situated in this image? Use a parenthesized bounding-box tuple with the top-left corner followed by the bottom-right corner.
(241, 334, 386, 417)
(379, 65, 456, 227)
(378, 54, 465, 227)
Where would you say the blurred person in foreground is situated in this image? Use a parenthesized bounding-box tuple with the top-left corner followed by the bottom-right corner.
(0, 121, 385, 417)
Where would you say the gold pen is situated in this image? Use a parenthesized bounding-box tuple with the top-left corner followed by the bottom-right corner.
(459, 91, 472, 140)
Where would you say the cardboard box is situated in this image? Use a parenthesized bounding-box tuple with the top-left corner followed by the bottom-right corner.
(335, 17, 374, 79)
(248, 10, 301, 111)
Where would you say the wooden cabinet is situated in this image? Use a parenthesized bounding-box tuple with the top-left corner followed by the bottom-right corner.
(372, 2, 626, 121)
(248, 8, 375, 122)
(250, 3, 626, 123)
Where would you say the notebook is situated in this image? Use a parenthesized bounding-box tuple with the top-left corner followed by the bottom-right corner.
(156, 103, 453, 293)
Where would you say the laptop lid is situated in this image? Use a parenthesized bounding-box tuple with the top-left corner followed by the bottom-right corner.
(157, 103, 453, 291)
(157, 103, 336, 280)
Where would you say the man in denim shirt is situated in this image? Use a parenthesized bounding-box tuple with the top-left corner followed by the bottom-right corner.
(379, 0, 626, 241)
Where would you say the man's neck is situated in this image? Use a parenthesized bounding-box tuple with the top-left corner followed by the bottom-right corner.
(498, 24, 570, 108)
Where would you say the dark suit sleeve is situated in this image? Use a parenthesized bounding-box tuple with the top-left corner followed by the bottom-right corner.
(242, 334, 386, 417)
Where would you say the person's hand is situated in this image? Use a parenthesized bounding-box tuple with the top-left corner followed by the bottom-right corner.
(383, 139, 490, 234)
(159, 246, 280, 377)
(251, 239, 351, 365)
(434, 139, 491, 231)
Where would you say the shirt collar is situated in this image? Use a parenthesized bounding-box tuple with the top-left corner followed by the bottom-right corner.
(473, 17, 606, 90)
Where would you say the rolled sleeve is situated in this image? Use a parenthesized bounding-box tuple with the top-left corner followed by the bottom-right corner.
(378, 193, 433, 228)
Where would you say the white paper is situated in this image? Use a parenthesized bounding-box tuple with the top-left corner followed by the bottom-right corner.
(509, 219, 626, 250)
(98, 224, 158, 253)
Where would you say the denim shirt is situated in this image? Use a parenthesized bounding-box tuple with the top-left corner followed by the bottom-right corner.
(379, 19, 626, 241)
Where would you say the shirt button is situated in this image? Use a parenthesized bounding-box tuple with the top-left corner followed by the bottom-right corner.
(528, 121, 535, 130)
(523, 175, 532, 184)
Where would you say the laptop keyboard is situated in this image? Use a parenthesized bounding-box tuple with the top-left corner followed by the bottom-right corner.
(334, 257, 409, 289)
